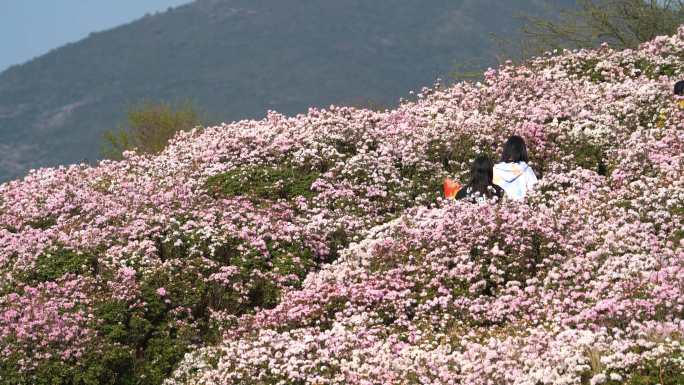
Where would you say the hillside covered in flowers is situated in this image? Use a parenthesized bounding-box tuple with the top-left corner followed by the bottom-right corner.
(1, 27, 684, 385)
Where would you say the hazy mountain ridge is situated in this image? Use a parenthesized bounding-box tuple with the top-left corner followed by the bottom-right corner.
(0, 0, 564, 181)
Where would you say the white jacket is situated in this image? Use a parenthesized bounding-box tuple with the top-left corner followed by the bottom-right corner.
(493, 161, 538, 200)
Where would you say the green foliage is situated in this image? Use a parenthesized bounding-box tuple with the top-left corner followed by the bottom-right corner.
(561, 138, 609, 176)
(596, 352, 684, 385)
(246, 278, 281, 310)
(632, 58, 680, 79)
(450, 59, 488, 82)
(152, 231, 317, 312)
(324, 227, 351, 263)
(88, 277, 194, 385)
(568, 58, 606, 83)
(426, 136, 482, 175)
(0, 345, 134, 385)
(23, 247, 98, 284)
(2, 252, 230, 385)
(266, 239, 316, 281)
(205, 165, 320, 201)
(520, 0, 684, 53)
(398, 167, 443, 204)
(316, 296, 350, 330)
(330, 138, 358, 157)
(624, 355, 684, 385)
(150, 232, 318, 325)
(672, 228, 684, 244)
(103, 101, 201, 159)
(25, 215, 57, 230)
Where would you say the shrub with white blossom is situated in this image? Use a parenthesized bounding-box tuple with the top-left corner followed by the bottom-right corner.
(2, 26, 684, 385)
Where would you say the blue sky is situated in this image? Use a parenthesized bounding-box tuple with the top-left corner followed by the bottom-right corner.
(0, 0, 192, 72)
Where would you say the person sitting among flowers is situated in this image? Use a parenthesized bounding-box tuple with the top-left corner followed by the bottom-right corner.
(493, 135, 538, 200)
(675, 80, 684, 96)
(454, 154, 504, 203)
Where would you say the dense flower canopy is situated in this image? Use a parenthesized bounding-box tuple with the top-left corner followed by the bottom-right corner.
(1, 27, 684, 385)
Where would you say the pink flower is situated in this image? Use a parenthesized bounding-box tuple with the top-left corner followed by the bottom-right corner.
(156, 287, 167, 297)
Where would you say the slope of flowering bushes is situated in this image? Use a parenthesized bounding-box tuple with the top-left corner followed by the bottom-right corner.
(1, 27, 684, 385)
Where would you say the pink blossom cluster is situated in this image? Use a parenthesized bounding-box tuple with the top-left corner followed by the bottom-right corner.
(0, 25, 683, 383)
(0, 276, 94, 368)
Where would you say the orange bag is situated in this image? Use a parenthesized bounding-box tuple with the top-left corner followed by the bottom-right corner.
(443, 178, 462, 199)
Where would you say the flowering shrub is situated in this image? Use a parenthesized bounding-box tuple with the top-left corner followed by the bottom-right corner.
(1, 26, 684, 385)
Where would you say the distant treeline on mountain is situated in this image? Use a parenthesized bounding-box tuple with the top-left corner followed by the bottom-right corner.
(0, 0, 568, 182)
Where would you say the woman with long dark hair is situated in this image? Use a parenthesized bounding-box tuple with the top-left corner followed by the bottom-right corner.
(493, 135, 538, 199)
(456, 154, 504, 203)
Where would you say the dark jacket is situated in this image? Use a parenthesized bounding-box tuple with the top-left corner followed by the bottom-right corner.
(455, 184, 504, 203)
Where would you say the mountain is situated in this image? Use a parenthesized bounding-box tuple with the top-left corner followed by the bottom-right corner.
(0, 0, 568, 181)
